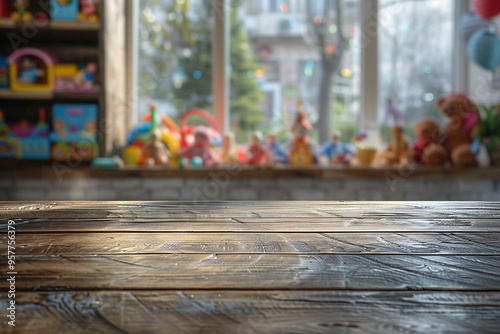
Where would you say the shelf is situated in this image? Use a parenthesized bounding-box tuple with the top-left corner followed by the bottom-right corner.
(0, 18, 100, 31)
(0, 89, 100, 101)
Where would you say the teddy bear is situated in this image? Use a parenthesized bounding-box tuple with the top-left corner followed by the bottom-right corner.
(423, 94, 480, 167)
(381, 125, 410, 166)
(412, 118, 447, 165)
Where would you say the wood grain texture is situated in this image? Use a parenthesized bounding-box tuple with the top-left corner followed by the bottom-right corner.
(1, 290, 500, 334)
(1, 254, 499, 291)
(1, 201, 499, 333)
(2, 232, 500, 256)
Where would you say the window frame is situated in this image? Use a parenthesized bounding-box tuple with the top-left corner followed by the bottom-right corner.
(130, 0, 469, 143)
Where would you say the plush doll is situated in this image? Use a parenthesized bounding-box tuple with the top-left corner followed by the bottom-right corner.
(381, 125, 410, 166)
(143, 133, 170, 166)
(246, 131, 267, 165)
(412, 118, 446, 165)
(424, 94, 480, 167)
(178, 126, 218, 167)
(265, 133, 288, 165)
(317, 130, 355, 165)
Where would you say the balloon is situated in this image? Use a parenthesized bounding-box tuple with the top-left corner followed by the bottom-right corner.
(473, 0, 500, 20)
(467, 29, 500, 70)
(459, 12, 490, 43)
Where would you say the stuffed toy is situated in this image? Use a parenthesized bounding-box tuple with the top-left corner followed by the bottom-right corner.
(381, 125, 410, 166)
(143, 133, 170, 166)
(424, 94, 480, 167)
(412, 118, 446, 165)
(246, 131, 267, 165)
(178, 126, 219, 167)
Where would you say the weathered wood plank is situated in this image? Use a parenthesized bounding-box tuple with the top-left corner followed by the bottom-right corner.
(1, 290, 500, 334)
(1, 255, 499, 291)
(3, 217, 500, 233)
(2, 232, 500, 256)
(2, 202, 500, 220)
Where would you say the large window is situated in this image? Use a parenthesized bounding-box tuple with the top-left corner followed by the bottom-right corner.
(378, 0, 454, 142)
(137, 0, 459, 145)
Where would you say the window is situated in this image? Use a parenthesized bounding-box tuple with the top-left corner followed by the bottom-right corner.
(136, 0, 461, 146)
(378, 0, 454, 142)
(138, 0, 214, 121)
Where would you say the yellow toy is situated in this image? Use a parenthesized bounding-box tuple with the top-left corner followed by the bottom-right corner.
(7, 47, 56, 92)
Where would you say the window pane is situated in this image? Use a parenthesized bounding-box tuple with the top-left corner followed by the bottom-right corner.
(138, 0, 214, 122)
(233, 0, 361, 143)
(378, 0, 454, 142)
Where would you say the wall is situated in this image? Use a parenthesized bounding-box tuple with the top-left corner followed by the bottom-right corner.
(2, 174, 499, 202)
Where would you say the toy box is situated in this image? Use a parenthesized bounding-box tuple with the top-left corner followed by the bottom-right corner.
(0, 56, 8, 88)
(51, 0, 78, 21)
(0, 107, 51, 160)
(50, 103, 98, 162)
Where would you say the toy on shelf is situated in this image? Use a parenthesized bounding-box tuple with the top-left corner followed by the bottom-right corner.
(123, 104, 180, 167)
(411, 118, 445, 165)
(218, 133, 238, 165)
(246, 131, 267, 166)
(0, 107, 50, 160)
(50, 104, 98, 162)
(425, 94, 480, 167)
(54, 62, 99, 92)
(78, 0, 98, 22)
(178, 126, 219, 168)
(10, 0, 48, 22)
(0, 56, 8, 88)
(8, 47, 56, 91)
(143, 132, 170, 167)
(317, 130, 355, 166)
(288, 101, 315, 167)
(353, 132, 377, 166)
(51, 0, 78, 21)
(471, 105, 500, 166)
(180, 108, 221, 148)
(265, 133, 287, 166)
(381, 125, 410, 166)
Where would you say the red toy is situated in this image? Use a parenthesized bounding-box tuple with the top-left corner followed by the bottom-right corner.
(246, 131, 267, 165)
(473, 0, 500, 20)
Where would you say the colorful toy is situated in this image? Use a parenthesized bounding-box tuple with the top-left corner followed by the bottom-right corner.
(246, 131, 267, 166)
(411, 118, 444, 165)
(123, 104, 180, 167)
(467, 30, 500, 70)
(425, 94, 480, 167)
(265, 133, 288, 165)
(54, 62, 98, 92)
(473, 0, 500, 20)
(0, 107, 50, 160)
(288, 101, 315, 167)
(177, 126, 219, 167)
(50, 104, 98, 162)
(10, 0, 48, 22)
(180, 108, 221, 148)
(8, 47, 56, 91)
(317, 130, 355, 165)
(0, 56, 8, 89)
(78, 0, 98, 22)
(143, 132, 170, 166)
(51, 0, 78, 21)
(381, 125, 410, 166)
(471, 105, 500, 166)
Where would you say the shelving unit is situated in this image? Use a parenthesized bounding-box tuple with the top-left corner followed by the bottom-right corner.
(0, 10, 106, 160)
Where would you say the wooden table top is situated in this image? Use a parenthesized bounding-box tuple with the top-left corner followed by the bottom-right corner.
(1, 201, 500, 333)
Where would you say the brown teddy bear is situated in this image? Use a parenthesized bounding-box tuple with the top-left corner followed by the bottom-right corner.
(423, 94, 480, 167)
(412, 118, 447, 165)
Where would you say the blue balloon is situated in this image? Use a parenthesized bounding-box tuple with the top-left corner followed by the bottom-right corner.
(467, 29, 500, 70)
(459, 12, 490, 43)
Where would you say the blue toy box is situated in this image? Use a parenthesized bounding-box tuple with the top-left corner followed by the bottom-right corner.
(51, 104, 98, 142)
(0, 56, 8, 89)
(50, 0, 78, 21)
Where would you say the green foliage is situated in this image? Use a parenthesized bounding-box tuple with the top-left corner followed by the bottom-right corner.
(477, 105, 500, 139)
